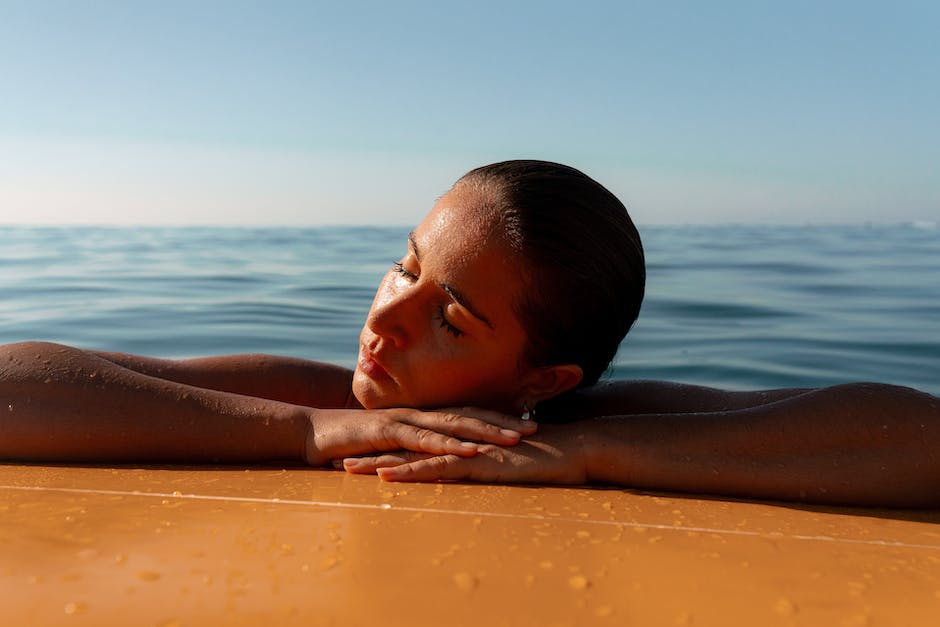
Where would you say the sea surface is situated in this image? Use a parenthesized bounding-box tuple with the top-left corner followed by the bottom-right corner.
(1, 224, 938, 396)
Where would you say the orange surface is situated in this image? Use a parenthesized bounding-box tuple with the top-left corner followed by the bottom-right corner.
(1, 464, 939, 626)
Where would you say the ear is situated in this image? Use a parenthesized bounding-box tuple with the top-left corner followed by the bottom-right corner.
(519, 363, 583, 406)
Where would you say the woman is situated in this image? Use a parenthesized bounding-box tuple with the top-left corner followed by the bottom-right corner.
(2, 161, 937, 507)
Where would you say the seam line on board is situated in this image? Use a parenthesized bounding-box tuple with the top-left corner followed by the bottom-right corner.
(3, 484, 939, 551)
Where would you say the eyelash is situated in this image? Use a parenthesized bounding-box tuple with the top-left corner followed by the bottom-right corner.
(435, 304, 464, 338)
(391, 261, 464, 338)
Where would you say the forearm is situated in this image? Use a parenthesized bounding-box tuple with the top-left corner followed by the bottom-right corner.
(582, 383, 940, 507)
(1, 342, 309, 463)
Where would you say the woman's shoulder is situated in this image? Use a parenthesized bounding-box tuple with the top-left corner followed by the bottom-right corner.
(539, 379, 814, 420)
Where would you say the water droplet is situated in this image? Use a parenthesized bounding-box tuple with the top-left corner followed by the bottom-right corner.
(453, 572, 477, 592)
(568, 574, 589, 590)
(136, 571, 161, 582)
(64, 601, 87, 615)
(773, 598, 797, 616)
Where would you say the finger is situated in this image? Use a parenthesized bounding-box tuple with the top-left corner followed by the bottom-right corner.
(400, 408, 537, 446)
(375, 421, 481, 458)
(443, 406, 540, 435)
(376, 454, 479, 483)
(343, 452, 434, 475)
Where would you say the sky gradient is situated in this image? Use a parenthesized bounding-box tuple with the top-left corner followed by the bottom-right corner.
(1, 0, 938, 225)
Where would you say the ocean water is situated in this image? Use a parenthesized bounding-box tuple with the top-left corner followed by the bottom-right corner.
(1, 224, 938, 396)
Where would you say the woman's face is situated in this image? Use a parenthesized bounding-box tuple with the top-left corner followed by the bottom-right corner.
(352, 185, 532, 412)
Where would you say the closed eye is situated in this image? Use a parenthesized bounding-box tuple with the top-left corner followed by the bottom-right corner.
(392, 261, 418, 281)
(435, 304, 464, 338)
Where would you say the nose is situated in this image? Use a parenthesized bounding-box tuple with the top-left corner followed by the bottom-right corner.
(366, 284, 421, 349)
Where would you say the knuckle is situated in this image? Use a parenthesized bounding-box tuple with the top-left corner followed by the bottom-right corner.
(414, 427, 434, 444)
(440, 412, 460, 426)
(428, 456, 452, 471)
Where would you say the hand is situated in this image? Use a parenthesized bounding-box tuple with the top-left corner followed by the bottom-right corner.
(339, 423, 588, 485)
(305, 406, 538, 466)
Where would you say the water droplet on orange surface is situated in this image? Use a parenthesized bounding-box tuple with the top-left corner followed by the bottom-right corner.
(63, 601, 87, 615)
(136, 571, 161, 582)
(773, 598, 797, 616)
(453, 572, 477, 592)
(568, 574, 589, 590)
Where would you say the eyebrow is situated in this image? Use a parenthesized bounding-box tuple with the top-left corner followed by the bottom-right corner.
(408, 231, 494, 330)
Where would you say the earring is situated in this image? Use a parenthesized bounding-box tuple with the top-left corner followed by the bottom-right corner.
(521, 402, 532, 421)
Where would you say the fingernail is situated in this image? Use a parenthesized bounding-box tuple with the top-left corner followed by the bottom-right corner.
(343, 458, 360, 468)
(459, 441, 478, 450)
(500, 428, 521, 438)
(377, 468, 398, 481)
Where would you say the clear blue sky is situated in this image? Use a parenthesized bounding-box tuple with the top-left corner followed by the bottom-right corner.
(1, 0, 937, 225)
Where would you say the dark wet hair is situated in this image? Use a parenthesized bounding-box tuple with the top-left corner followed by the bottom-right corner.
(458, 160, 645, 388)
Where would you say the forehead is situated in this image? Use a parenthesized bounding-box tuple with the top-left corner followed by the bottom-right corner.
(413, 187, 527, 325)
(418, 185, 500, 245)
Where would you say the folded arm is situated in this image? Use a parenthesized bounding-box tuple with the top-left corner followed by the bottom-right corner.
(347, 382, 940, 508)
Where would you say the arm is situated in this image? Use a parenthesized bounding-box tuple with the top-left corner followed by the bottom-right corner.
(0, 342, 533, 464)
(345, 382, 940, 508)
(538, 380, 812, 420)
(88, 350, 355, 408)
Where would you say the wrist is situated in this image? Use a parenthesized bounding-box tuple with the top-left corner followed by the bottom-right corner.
(577, 416, 636, 485)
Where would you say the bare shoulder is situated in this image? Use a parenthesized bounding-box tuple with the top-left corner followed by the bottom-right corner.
(540, 379, 814, 420)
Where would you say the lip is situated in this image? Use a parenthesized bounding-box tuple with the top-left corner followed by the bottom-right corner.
(358, 344, 394, 382)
